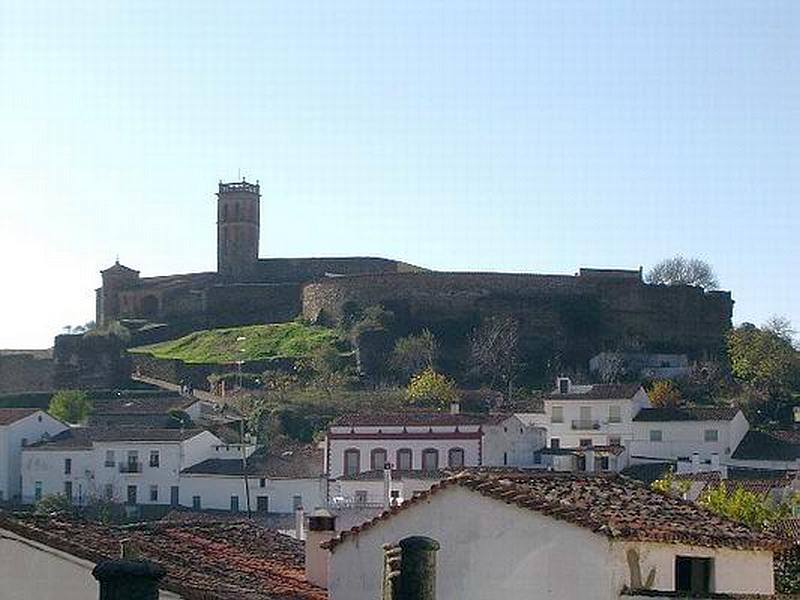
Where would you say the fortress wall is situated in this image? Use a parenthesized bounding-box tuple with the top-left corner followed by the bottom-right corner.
(252, 257, 423, 283)
(206, 283, 302, 327)
(0, 354, 54, 394)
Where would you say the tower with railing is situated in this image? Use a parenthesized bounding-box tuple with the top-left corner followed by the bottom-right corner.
(216, 179, 260, 280)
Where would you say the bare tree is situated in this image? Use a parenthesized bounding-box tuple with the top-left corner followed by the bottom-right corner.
(645, 256, 719, 290)
(391, 329, 439, 382)
(469, 316, 520, 402)
(764, 315, 797, 348)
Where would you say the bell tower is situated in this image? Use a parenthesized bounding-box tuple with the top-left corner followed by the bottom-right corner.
(216, 179, 260, 281)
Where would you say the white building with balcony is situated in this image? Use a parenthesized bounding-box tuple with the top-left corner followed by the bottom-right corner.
(0, 408, 68, 503)
(20, 426, 250, 507)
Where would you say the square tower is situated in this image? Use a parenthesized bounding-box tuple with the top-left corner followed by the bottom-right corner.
(216, 179, 260, 281)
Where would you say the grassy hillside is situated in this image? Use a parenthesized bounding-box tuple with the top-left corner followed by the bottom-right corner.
(129, 323, 340, 364)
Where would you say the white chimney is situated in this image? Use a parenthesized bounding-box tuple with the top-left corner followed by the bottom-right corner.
(383, 462, 392, 510)
(295, 505, 305, 541)
(305, 509, 336, 589)
(450, 400, 460, 415)
(691, 452, 700, 472)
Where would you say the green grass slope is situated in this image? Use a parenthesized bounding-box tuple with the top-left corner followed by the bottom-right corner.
(129, 323, 340, 364)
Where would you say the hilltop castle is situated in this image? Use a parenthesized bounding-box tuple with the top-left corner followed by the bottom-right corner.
(96, 179, 734, 369)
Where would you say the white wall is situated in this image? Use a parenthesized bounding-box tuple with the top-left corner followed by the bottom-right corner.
(327, 485, 775, 600)
(333, 477, 437, 506)
(0, 527, 179, 600)
(629, 412, 747, 462)
(482, 416, 545, 466)
(0, 411, 67, 501)
(179, 475, 326, 513)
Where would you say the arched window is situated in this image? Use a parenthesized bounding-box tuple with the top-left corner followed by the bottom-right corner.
(396, 448, 413, 471)
(343, 449, 361, 477)
(371, 448, 388, 471)
(447, 447, 464, 468)
(421, 448, 439, 472)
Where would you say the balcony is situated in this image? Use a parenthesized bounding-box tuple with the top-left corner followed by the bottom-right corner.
(571, 419, 601, 431)
(119, 462, 142, 474)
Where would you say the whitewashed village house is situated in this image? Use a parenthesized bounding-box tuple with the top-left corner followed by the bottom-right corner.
(315, 471, 784, 600)
(0, 408, 68, 503)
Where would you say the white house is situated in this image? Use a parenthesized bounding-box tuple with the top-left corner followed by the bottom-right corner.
(331, 468, 444, 508)
(629, 406, 749, 466)
(315, 471, 783, 599)
(520, 379, 651, 451)
(20, 426, 249, 507)
(179, 442, 326, 514)
(0, 408, 68, 503)
(325, 410, 544, 484)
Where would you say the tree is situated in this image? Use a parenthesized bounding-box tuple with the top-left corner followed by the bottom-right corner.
(35, 493, 72, 515)
(307, 346, 355, 401)
(469, 316, 521, 401)
(391, 329, 439, 382)
(727, 324, 799, 412)
(648, 380, 682, 408)
(698, 483, 793, 530)
(48, 390, 92, 424)
(645, 256, 719, 290)
(406, 367, 459, 409)
(764, 315, 797, 348)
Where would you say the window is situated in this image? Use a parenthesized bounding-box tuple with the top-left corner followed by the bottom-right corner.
(650, 429, 663, 442)
(370, 448, 388, 471)
(579, 438, 592, 447)
(344, 449, 361, 476)
(126, 450, 139, 472)
(259, 478, 266, 488)
(448, 448, 465, 468)
(597, 456, 610, 471)
(421, 449, 439, 471)
(551, 406, 564, 423)
(551, 438, 560, 449)
(503, 452, 508, 466)
(105, 484, 113, 500)
(675, 556, 712, 594)
(20, 438, 28, 447)
(608, 405, 621, 423)
(256, 496, 269, 513)
(396, 448, 413, 471)
(64, 481, 73, 502)
(559, 378, 570, 394)
(105, 450, 115, 467)
(609, 436, 622, 446)
(170, 486, 179, 507)
(149, 485, 158, 502)
(293, 495, 303, 510)
(192, 495, 201, 510)
(127, 485, 137, 506)
(704, 429, 719, 443)
(149, 450, 160, 468)
(64, 458, 72, 475)
(230, 496, 240, 512)
(34, 481, 42, 502)
(355, 490, 368, 505)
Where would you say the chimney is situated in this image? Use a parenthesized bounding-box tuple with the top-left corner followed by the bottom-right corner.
(383, 462, 392, 510)
(305, 508, 336, 589)
(449, 401, 460, 415)
(92, 560, 165, 600)
(691, 452, 700, 472)
(295, 505, 305, 541)
(710, 453, 720, 471)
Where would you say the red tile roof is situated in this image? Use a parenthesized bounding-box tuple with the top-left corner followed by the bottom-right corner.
(544, 383, 642, 401)
(329, 411, 505, 427)
(0, 513, 325, 600)
(0, 408, 39, 426)
(633, 407, 741, 422)
(24, 427, 207, 450)
(323, 470, 785, 552)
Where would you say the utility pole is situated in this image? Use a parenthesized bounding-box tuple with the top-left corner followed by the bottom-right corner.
(240, 418, 252, 518)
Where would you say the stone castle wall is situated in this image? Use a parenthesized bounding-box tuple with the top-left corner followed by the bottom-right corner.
(0, 353, 54, 394)
(205, 283, 302, 327)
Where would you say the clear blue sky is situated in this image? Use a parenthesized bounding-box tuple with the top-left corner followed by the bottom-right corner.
(1, 1, 798, 348)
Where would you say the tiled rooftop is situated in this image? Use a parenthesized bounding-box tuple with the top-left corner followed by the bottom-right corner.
(182, 443, 323, 479)
(323, 470, 785, 552)
(0, 512, 326, 600)
(0, 408, 40, 426)
(24, 427, 207, 450)
(543, 383, 641, 401)
(633, 406, 740, 422)
(329, 411, 507, 427)
(732, 430, 800, 462)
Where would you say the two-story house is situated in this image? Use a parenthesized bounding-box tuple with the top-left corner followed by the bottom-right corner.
(0, 408, 68, 503)
(20, 426, 250, 507)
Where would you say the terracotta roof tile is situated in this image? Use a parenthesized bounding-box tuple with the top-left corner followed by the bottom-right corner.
(182, 443, 323, 479)
(0, 408, 39, 426)
(0, 513, 325, 600)
(544, 383, 642, 401)
(323, 470, 785, 552)
(329, 411, 500, 427)
(634, 407, 740, 422)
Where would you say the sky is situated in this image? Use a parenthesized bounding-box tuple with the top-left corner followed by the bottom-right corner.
(0, 1, 798, 348)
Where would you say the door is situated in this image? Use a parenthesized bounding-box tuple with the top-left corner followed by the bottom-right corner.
(170, 486, 179, 506)
(127, 485, 137, 506)
(256, 496, 269, 513)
